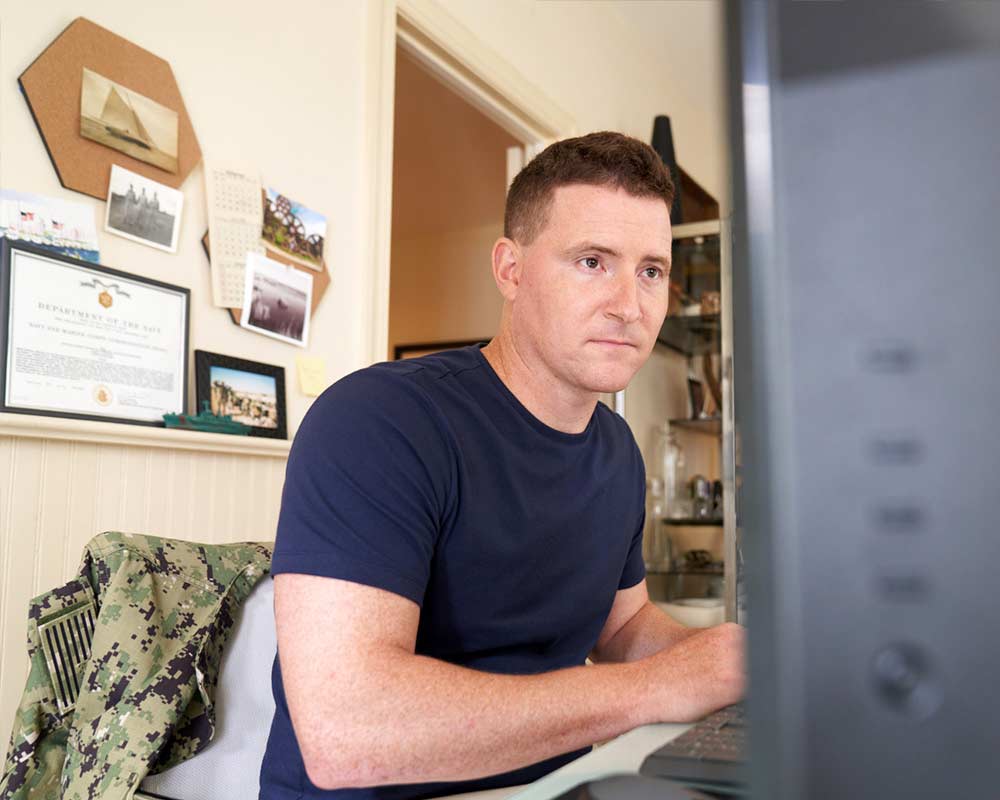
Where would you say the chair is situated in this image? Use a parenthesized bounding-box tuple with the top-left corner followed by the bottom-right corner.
(139, 578, 277, 799)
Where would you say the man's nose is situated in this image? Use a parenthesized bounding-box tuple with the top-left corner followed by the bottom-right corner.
(605, 271, 641, 325)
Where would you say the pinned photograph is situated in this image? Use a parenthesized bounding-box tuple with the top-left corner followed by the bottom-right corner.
(105, 165, 183, 253)
(80, 68, 179, 173)
(262, 188, 326, 270)
(240, 251, 312, 347)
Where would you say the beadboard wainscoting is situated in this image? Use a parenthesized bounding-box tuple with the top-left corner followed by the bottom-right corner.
(0, 413, 290, 742)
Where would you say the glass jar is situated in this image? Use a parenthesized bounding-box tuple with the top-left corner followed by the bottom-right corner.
(643, 477, 663, 569)
(652, 423, 688, 519)
(643, 477, 673, 572)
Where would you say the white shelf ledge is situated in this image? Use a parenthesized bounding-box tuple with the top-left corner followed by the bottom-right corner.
(0, 412, 291, 458)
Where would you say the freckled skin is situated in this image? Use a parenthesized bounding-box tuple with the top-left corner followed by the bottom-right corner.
(482, 184, 673, 434)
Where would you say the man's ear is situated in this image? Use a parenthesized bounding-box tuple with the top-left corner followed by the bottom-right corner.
(491, 237, 522, 302)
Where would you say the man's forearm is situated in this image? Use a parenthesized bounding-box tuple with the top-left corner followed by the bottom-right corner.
(292, 647, 652, 790)
(592, 601, 699, 663)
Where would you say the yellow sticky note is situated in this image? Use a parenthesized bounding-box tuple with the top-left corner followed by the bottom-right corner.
(295, 356, 328, 397)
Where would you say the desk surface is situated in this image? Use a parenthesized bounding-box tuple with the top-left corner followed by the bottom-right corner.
(445, 722, 692, 800)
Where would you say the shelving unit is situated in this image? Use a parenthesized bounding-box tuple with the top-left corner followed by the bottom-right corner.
(668, 417, 721, 436)
(640, 217, 739, 620)
(657, 314, 721, 356)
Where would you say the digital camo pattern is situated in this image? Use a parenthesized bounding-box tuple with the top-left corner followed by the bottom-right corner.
(1, 532, 272, 800)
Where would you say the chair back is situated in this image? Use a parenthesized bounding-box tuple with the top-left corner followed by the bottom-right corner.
(140, 578, 277, 799)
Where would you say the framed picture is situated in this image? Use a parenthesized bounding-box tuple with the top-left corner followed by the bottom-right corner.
(393, 339, 488, 360)
(194, 350, 287, 439)
(0, 239, 189, 425)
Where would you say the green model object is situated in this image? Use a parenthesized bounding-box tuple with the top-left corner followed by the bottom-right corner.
(163, 401, 251, 435)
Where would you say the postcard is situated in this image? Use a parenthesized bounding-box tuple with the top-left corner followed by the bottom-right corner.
(262, 188, 325, 270)
(0, 190, 100, 263)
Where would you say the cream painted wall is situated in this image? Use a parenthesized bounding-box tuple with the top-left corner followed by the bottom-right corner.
(0, 1, 372, 435)
(0, 0, 729, 433)
(438, 0, 731, 211)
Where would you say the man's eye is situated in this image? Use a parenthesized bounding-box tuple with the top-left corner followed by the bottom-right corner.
(643, 267, 662, 279)
(581, 257, 600, 270)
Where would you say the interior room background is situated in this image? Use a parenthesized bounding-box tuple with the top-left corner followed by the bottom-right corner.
(0, 0, 729, 738)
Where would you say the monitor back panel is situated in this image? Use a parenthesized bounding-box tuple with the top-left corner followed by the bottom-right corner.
(728, 4, 1000, 798)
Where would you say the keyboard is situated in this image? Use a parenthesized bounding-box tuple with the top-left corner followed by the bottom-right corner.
(639, 704, 747, 796)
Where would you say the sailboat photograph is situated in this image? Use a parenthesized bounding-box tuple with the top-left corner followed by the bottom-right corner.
(80, 67, 179, 173)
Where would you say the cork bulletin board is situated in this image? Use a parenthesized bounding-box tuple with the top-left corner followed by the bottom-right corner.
(18, 17, 202, 200)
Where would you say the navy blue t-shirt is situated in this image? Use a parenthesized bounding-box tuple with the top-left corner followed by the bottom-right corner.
(260, 344, 646, 800)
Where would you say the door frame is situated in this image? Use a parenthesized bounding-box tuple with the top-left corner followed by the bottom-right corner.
(362, 0, 577, 364)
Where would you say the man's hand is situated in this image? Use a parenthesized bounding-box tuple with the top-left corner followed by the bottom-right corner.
(638, 622, 746, 724)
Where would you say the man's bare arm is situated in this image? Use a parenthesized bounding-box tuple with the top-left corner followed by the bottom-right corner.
(275, 574, 743, 791)
(590, 580, 701, 663)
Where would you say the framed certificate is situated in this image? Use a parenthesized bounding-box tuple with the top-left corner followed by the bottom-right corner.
(0, 239, 189, 425)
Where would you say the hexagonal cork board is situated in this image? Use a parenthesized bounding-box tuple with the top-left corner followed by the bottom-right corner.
(19, 17, 201, 200)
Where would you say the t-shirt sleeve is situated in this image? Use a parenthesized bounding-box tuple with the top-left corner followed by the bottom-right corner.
(271, 367, 456, 606)
(617, 435, 647, 591)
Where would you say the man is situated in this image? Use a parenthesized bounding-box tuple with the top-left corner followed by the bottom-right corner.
(260, 132, 745, 800)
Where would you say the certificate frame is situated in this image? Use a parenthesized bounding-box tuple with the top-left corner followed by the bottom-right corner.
(0, 239, 190, 426)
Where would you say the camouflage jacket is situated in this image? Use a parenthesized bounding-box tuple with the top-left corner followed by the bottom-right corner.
(0, 532, 272, 800)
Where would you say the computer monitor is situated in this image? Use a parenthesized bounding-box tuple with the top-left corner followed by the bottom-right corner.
(727, 3, 1000, 798)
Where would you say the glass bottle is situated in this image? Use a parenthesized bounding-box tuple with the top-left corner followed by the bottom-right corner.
(691, 474, 713, 520)
(652, 423, 688, 519)
(643, 477, 673, 572)
(643, 477, 663, 570)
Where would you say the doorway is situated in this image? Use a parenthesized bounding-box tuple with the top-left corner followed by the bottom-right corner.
(387, 46, 519, 359)
(366, 2, 575, 364)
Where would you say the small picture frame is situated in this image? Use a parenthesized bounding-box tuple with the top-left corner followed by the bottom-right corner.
(194, 350, 287, 439)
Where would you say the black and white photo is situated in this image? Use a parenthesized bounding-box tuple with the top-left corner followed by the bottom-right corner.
(240, 251, 312, 347)
(80, 68, 179, 173)
(105, 164, 183, 253)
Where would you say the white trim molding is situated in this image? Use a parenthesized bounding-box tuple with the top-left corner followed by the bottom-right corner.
(0, 413, 291, 457)
(364, 0, 578, 365)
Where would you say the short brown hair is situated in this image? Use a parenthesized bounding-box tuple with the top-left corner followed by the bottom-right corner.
(504, 131, 674, 245)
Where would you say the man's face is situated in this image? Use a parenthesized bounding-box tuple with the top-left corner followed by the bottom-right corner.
(508, 183, 672, 395)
